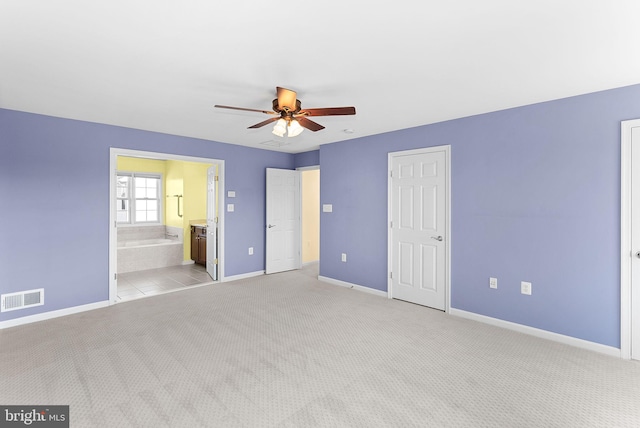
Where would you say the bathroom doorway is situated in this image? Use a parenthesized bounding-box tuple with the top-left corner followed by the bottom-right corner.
(109, 148, 224, 304)
(299, 166, 320, 276)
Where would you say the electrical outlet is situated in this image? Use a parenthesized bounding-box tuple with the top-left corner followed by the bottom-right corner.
(248, 247, 253, 255)
(341, 253, 347, 262)
(489, 277, 497, 289)
(521, 281, 532, 295)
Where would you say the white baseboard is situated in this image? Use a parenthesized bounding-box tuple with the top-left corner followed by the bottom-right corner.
(0, 301, 110, 330)
(181, 260, 195, 265)
(303, 260, 319, 266)
(449, 308, 621, 358)
(223, 270, 265, 282)
(318, 276, 387, 298)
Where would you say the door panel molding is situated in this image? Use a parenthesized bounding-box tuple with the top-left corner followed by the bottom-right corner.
(266, 168, 301, 274)
(388, 145, 451, 312)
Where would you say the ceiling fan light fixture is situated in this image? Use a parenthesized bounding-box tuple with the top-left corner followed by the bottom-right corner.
(216, 86, 356, 136)
(272, 118, 287, 137)
(287, 119, 304, 137)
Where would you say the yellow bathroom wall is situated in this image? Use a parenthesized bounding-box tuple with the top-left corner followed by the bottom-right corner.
(117, 156, 212, 262)
(117, 157, 166, 175)
(183, 161, 210, 224)
(301, 169, 320, 263)
(182, 161, 212, 261)
(165, 160, 184, 229)
(165, 160, 212, 261)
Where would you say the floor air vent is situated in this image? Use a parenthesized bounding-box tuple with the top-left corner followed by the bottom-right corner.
(1, 288, 44, 312)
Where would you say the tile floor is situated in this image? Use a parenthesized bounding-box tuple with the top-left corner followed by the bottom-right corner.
(117, 263, 213, 302)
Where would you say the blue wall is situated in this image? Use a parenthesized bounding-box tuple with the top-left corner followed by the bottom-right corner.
(3, 84, 640, 348)
(0, 110, 293, 322)
(294, 150, 319, 168)
(319, 84, 640, 348)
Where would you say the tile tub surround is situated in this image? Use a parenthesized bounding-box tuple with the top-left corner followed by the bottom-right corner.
(117, 225, 183, 273)
(117, 225, 183, 242)
(118, 225, 166, 242)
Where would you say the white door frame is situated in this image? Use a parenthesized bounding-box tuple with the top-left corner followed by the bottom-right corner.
(620, 119, 640, 360)
(387, 145, 451, 312)
(109, 148, 225, 304)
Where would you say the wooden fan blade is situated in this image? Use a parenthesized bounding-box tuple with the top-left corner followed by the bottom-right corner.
(300, 106, 356, 116)
(215, 105, 276, 115)
(276, 87, 297, 111)
(248, 117, 281, 129)
(296, 117, 325, 132)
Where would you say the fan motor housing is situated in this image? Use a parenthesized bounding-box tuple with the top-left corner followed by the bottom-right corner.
(273, 98, 301, 114)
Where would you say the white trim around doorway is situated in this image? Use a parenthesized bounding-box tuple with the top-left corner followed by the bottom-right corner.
(109, 148, 225, 305)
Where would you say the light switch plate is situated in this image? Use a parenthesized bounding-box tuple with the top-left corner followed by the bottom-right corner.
(521, 281, 532, 295)
(489, 277, 497, 289)
(227, 204, 234, 212)
(323, 204, 333, 213)
(228, 191, 236, 198)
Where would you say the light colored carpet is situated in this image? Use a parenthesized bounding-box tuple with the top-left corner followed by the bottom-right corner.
(1, 263, 639, 427)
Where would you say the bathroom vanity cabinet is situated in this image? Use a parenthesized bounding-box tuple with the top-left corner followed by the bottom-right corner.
(191, 225, 207, 265)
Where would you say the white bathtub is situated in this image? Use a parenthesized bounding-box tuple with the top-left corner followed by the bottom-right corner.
(117, 238, 183, 273)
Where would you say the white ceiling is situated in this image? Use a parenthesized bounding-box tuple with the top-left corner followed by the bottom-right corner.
(2, 1, 640, 154)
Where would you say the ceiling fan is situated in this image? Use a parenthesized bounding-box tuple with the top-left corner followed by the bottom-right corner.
(214, 87, 356, 137)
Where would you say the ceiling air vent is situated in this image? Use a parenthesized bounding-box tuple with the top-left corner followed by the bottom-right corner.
(260, 140, 291, 148)
(1, 288, 44, 312)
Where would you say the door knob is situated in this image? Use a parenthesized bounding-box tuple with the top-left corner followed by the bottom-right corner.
(636, 251, 640, 259)
(431, 236, 443, 241)
(268, 224, 276, 229)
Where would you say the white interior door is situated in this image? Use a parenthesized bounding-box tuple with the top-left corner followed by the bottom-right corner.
(266, 168, 300, 274)
(206, 165, 218, 281)
(390, 148, 448, 310)
(631, 125, 640, 360)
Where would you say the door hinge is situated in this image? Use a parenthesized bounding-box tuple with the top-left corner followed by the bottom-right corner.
(390, 170, 393, 178)
(389, 272, 393, 279)
(214, 258, 219, 265)
(114, 273, 117, 280)
(215, 216, 219, 224)
(214, 175, 219, 182)
(390, 221, 393, 228)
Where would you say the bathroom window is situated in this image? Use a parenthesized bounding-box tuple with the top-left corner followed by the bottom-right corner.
(116, 173, 162, 224)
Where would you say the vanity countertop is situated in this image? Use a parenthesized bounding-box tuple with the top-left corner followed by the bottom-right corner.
(190, 220, 207, 228)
